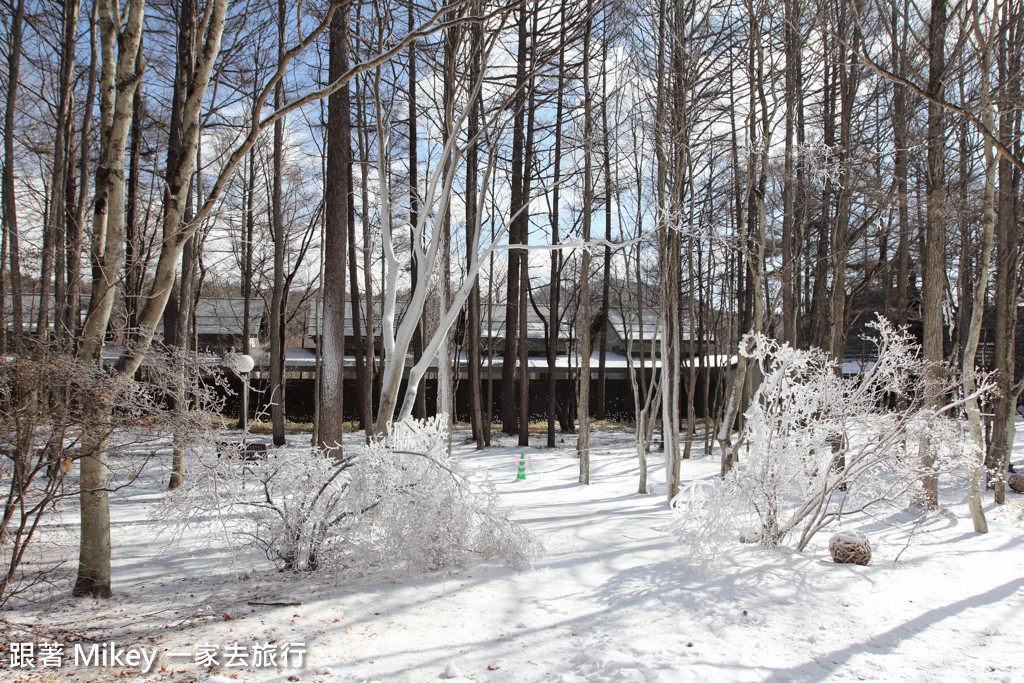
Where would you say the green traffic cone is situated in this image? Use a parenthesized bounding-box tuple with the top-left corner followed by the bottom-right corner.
(516, 452, 526, 480)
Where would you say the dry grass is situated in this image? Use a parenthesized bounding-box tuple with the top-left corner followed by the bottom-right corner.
(246, 419, 316, 435)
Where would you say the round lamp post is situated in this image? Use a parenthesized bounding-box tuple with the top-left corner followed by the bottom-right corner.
(227, 354, 256, 432)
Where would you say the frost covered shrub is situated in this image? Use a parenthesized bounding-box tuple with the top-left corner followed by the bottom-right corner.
(172, 417, 537, 574)
(239, 449, 358, 572)
(678, 316, 988, 556)
(341, 418, 536, 571)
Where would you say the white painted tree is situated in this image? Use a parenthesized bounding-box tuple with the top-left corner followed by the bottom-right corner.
(368, 3, 634, 432)
(372, 7, 521, 429)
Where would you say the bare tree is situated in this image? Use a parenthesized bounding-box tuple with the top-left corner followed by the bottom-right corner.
(2, 0, 26, 351)
(74, 0, 148, 597)
(543, 0, 568, 449)
(268, 0, 288, 446)
(577, 0, 594, 485)
(502, 2, 529, 437)
(919, 0, 949, 508)
(961, 0, 1000, 533)
(465, 0, 488, 448)
(42, 0, 82, 344)
(987, 4, 1023, 503)
(408, 0, 428, 422)
(596, 24, 612, 422)
(318, 0, 352, 451)
(167, 0, 200, 489)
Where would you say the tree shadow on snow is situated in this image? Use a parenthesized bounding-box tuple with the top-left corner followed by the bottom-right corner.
(763, 576, 1024, 682)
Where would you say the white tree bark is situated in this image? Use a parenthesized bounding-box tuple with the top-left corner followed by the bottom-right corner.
(74, 0, 146, 599)
(373, 17, 523, 428)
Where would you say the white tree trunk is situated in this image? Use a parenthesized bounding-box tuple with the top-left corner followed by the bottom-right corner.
(74, 0, 146, 599)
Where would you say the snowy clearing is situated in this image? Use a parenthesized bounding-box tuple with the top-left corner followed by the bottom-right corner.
(3, 424, 1024, 683)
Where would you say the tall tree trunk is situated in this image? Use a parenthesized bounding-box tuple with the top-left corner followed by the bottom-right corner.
(781, 0, 800, 345)
(67, 1, 99, 347)
(698, 235, 710, 454)
(963, 7, 997, 532)
(893, 0, 911, 327)
(39, 0, 81, 342)
(171, 221, 199, 486)
(408, 0, 426, 421)
(465, 5, 486, 448)
(517, 9, 537, 448)
(578, 0, 594, 485)
(436, 8, 459, 436)
(318, 2, 351, 451)
(341, 20, 364, 432)
(503, 3, 529, 436)
(718, 2, 769, 477)
(109, 0, 231, 380)
(125, 36, 145, 340)
(546, 4, 565, 449)
(684, 194, 697, 461)
(794, 36, 807, 347)
(811, 42, 835, 352)
(355, 72, 377, 438)
(487, 212, 495, 434)
(78, 0, 228, 595)
(238, 134, 256, 431)
(956, 103, 971, 364)
(989, 8, 1022, 503)
(241, 135, 257, 358)
(51, 0, 82, 345)
(74, 0, 146, 599)
(920, 0, 948, 508)
(829, 8, 859, 363)
(661, 0, 695, 501)
(597, 31, 611, 422)
(3, 0, 26, 349)
(169, 0, 198, 490)
(269, 0, 287, 446)
(347, 145, 367, 433)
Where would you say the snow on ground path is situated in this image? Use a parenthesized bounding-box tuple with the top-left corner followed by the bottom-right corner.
(431, 434, 1024, 683)
(5, 427, 1024, 682)
(197, 432, 1024, 682)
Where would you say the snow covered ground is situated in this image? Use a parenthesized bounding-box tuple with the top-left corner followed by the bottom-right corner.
(4, 425, 1024, 682)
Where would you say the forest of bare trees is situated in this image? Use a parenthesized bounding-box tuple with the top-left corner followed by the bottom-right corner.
(0, 0, 1021, 599)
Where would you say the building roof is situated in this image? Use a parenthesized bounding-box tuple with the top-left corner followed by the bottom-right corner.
(306, 297, 710, 347)
(607, 309, 663, 343)
(307, 299, 403, 339)
(194, 297, 264, 337)
(307, 299, 574, 342)
(5, 295, 263, 339)
(478, 302, 574, 341)
(3, 293, 90, 330)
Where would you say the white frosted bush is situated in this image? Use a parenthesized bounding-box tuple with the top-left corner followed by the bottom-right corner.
(339, 418, 537, 571)
(240, 448, 358, 572)
(678, 316, 989, 557)
(167, 417, 538, 575)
